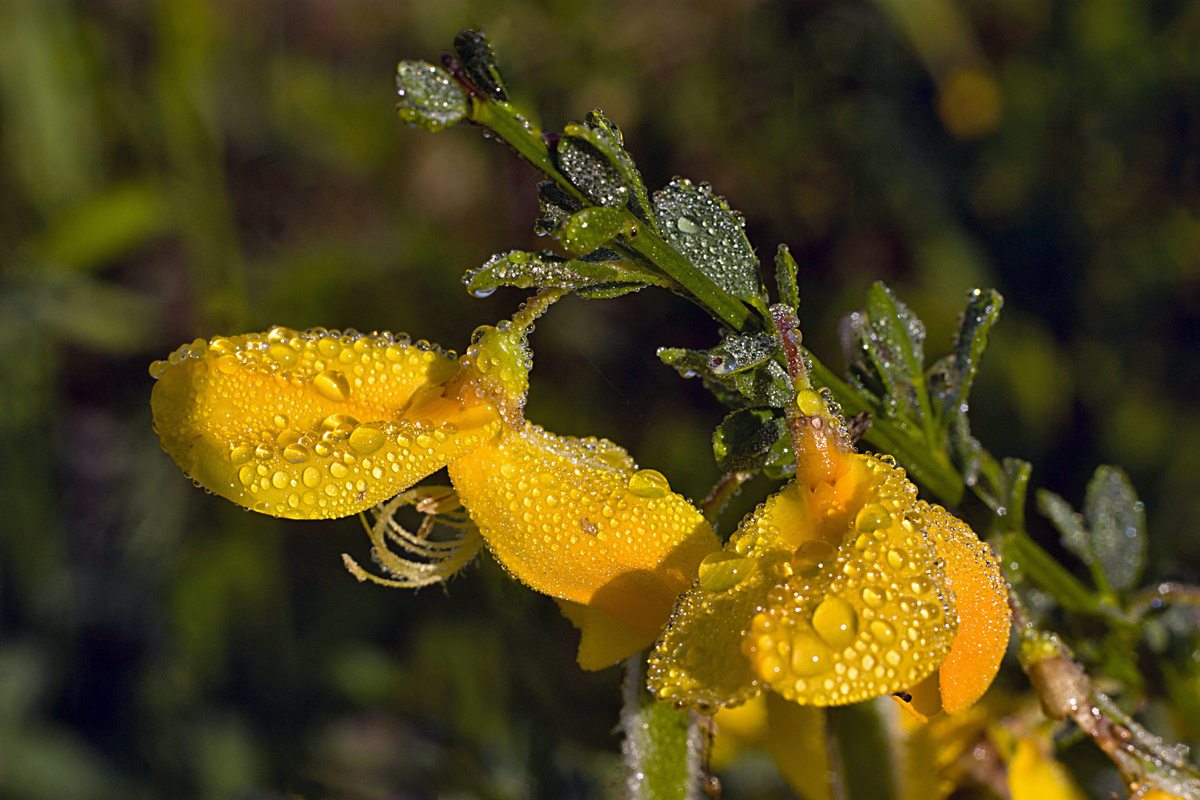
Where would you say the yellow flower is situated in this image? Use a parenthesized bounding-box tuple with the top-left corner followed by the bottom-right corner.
(150, 292, 719, 668)
(647, 390, 1010, 715)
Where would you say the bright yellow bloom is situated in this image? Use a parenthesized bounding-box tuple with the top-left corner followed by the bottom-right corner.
(1008, 736, 1089, 800)
(150, 293, 719, 668)
(647, 393, 1010, 714)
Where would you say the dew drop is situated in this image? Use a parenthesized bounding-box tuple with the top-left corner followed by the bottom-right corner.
(886, 547, 909, 572)
(254, 444, 274, 462)
(273, 413, 290, 429)
(348, 426, 386, 455)
(317, 337, 341, 358)
(230, 445, 253, 466)
(215, 355, 239, 375)
(302, 467, 321, 488)
(869, 620, 897, 645)
(811, 597, 858, 649)
(676, 216, 702, 234)
(855, 503, 892, 533)
(268, 344, 298, 368)
(791, 540, 837, 575)
(789, 632, 832, 677)
(697, 551, 752, 593)
(282, 444, 310, 464)
(271, 471, 289, 489)
(237, 465, 254, 486)
(862, 586, 886, 609)
(628, 469, 670, 499)
(313, 370, 351, 402)
(330, 463, 348, 478)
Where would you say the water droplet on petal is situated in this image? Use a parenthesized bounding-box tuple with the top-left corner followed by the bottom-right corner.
(789, 632, 832, 677)
(282, 444, 310, 463)
(628, 469, 670, 498)
(869, 620, 897, 645)
(313, 370, 350, 402)
(811, 597, 858, 649)
(886, 547, 909, 572)
(791, 540, 837, 575)
(230, 445, 253, 466)
(697, 551, 752, 592)
(348, 425, 386, 455)
(676, 216, 701, 234)
(855, 503, 892, 533)
(302, 467, 321, 488)
(268, 344, 298, 367)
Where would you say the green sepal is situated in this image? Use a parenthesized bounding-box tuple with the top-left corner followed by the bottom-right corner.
(712, 408, 790, 473)
(452, 30, 508, 101)
(464, 248, 667, 297)
(652, 178, 766, 307)
(395, 61, 469, 132)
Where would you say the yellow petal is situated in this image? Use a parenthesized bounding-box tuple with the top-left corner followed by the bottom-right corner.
(1008, 737, 1089, 800)
(651, 454, 960, 709)
(921, 501, 1011, 714)
(557, 599, 655, 671)
(150, 328, 501, 519)
(448, 421, 720, 643)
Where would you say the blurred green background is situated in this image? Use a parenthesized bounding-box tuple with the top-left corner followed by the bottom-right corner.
(2, 0, 1198, 797)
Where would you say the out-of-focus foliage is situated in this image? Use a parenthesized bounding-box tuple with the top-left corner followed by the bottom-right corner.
(2, 0, 1198, 798)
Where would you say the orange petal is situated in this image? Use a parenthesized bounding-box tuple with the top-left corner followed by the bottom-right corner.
(921, 501, 1011, 714)
(150, 328, 501, 519)
(448, 421, 719, 644)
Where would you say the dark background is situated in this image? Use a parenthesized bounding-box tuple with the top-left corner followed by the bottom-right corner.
(2, 0, 1198, 797)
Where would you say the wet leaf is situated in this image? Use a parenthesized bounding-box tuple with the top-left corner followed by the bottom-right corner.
(652, 178, 765, 305)
(452, 30, 507, 101)
(657, 347, 747, 409)
(464, 248, 666, 297)
(929, 288, 1003, 432)
(1083, 466, 1146, 593)
(534, 181, 583, 237)
(559, 206, 630, 255)
(712, 408, 787, 473)
(733, 358, 791, 407)
(1036, 489, 1093, 568)
(706, 332, 777, 375)
(774, 244, 800, 309)
(394, 61, 469, 132)
(565, 111, 656, 228)
(556, 134, 628, 209)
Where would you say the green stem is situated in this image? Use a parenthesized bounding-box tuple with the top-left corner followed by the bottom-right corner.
(625, 223, 751, 332)
(468, 98, 586, 205)
(828, 700, 897, 800)
(1000, 530, 1103, 616)
(620, 654, 706, 800)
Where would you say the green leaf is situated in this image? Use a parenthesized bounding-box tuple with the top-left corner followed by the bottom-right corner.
(929, 288, 1003, 431)
(452, 30, 507, 101)
(863, 282, 926, 418)
(652, 178, 765, 305)
(733, 359, 791, 407)
(464, 248, 666, 296)
(559, 207, 630, 255)
(394, 61, 469, 132)
(556, 133, 629, 209)
(563, 111, 656, 229)
(1036, 489, 1093, 568)
(706, 332, 777, 375)
(774, 244, 800, 309)
(712, 408, 788, 473)
(620, 655, 704, 800)
(657, 346, 747, 409)
(1083, 466, 1147, 593)
(534, 181, 583, 237)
